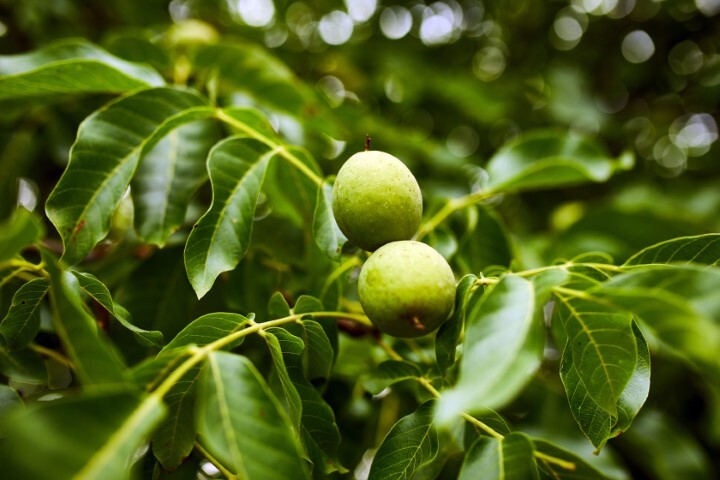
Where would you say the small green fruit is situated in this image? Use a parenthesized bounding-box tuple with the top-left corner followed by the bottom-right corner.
(358, 241, 456, 338)
(332, 151, 422, 252)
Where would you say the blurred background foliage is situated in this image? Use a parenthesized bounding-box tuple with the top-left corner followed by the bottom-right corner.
(0, 1, 719, 478)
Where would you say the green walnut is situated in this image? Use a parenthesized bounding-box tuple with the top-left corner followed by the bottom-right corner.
(358, 241, 456, 338)
(332, 151, 422, 252)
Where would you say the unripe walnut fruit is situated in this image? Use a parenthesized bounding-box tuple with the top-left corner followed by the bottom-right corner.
(332, 151, 422, 252)
(358, 241, 456, 338)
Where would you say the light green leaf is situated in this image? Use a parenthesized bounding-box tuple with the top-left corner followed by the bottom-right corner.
(454, 206, 512, 274)
(44, 251, 126, 386)
(362, 360, 422, 395)
(438, 276, 537, 421)
(152, 364, 202, 471)
(534, 439, 614, 479)
(0, 278, 49, 349)
(368, 400, 438, 480)
(0, 208, 44, 263)
(560, 322, 649, 451)
(624, 234, 720, 266)
(436, 274, 477, 379)
(45, 87, 213, 264)
(1, 389, 166, 479)
(268, 291, 292, 318)
(553, 292, 637, 414)
(160, 312, 250, 356)
(183, 137, 275, 298)
(313, 178, 347, 261)
(590, 265, 720, 372)
(0, 39, 164, 100)
(458, 432, 539, 480)
(486, 129, 632, 193)
(71, 270, 163, 348)
(196, 351, 310, 480)
(132, 119, 218, 246)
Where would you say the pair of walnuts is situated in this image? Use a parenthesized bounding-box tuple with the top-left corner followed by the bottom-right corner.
(332, 150, 456, 338)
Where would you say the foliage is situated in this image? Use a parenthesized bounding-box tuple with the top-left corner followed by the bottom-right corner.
(0, 1, 719, 479)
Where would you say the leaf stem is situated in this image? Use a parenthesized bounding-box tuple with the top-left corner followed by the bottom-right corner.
(535, 451, 577, 471)
(414, 190, 496, 241)
(320, 256, 362, 299)
(214, 109, 323, 187)
(195, 441, 239, 479)
(30, 343, 74, 368)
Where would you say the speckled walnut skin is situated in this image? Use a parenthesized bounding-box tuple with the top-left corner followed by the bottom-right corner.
(332, 151, 422, 252)
(359, 241, 456, 338)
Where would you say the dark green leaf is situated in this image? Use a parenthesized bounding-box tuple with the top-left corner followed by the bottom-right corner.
(436, 274, 477, 379)
(45, 87, 213, 264)
(268, 291, 291, 318)
(454, 206, 512, 274)
(152, 364, 202, 471)
(71, 270, 163, 348)
(313, 178, 347, 261)
(0, 384, 22, 436)
(534, 439, 614, 479)
(0, 208, 44, 263)
(1, 389, 166, 479)
(553, 292, 637, 414)
(458, 432, 539, 480)
(196, 351, 310, 479)
(0, 39, 164, 100)
(559, 321, 649, 451)
(624, 234, 720, 266)
(303, 319, 334, 381)
(368, 400, 438, 480)
(160, 312, 250, 356)
(486, 130, 632, 193)
(362, 360, 422, 395)
(184, 137, 274, 298)
(44, 252, 126, 386)
(0, 278, 49, 349)
(132, 119, 218, 246)
(438, 276, 537, 421)
(0, 347, 46, 384)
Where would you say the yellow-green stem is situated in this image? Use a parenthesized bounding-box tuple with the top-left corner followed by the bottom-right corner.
(414, 191, 496, 241)
(195, 441, 239, 479)
(215, 109, 323, 187)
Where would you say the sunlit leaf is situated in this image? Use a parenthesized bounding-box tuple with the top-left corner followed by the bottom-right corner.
(438, 276, 537, 421)
(313, 178, 347, 261)
(368, 400, 438, 480)
(132, 119, 219, 246)
(1, 389, 166, 479)
(0, 39, 164, 100)
(45, 87, 214, 264)
(0, 278, 49, 349)
(624, 234, 720, 266)
(196, 351, 309, 479)
(184, 137, 275, 298)
(458, 432, 539, 480)
(486, 130, 632, 193)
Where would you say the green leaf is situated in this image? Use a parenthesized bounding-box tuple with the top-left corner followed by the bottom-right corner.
(553, 292, 637, 414)
(624, 234, 720, 266)
(0, 347, 46, 384)
(362, 360, 422, 395)
(268, 291, 292, 318)
(454, 206, 512, 273)
(0, 39, 164, 100)
(1, 389, 166, 479)
(263, 145, 321, 226)
(184, 137, 275, 298)
(0, 208, 44, 262)
(559, 321, 649, 451)
(436, 274, 477, 379)
(45, 87, 213, 264)
(303, 319, 334, 381)
(265, 327, 345, 474)
(0, 278, 49, 349)
(44, 252, 126, 386)
(160, 312, 250, 356)
(590, 265, 720, 371)
(437, 276, 537, 421)
(313, 178, 347, 261)
(458, 432, 539, 480)
(368, 400, 438, 480)
(534, 439, 614, 479)
(196, 351, 310, 480)
(0, 384, 22, 435)
(132, 119, 218, 246)
(71, 270, 163, 348)
(152, 364, 202, 471)
(486, 130, 632, 193)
